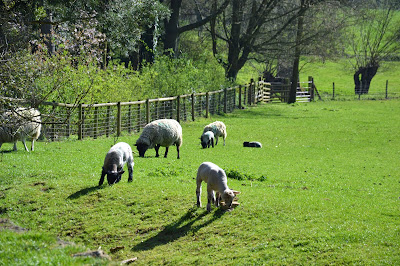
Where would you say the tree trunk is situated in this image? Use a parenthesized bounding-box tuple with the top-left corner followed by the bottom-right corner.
(163, 0, 182, 57)
(226, 0, 243, 80)
(41, 11, 55, 55)
(354, 64, 379, 95)
(288, 2, 306, 104)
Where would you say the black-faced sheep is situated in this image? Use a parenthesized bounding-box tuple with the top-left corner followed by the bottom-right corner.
(202, 121, 227, 146)
(243, 141, 262, 148)
(196, 162, 240, 212)
(200, 131, 214, 149)
(135, 119, 182, 159)
(99, 142, 134, 186)
(0, 107, 41, 152)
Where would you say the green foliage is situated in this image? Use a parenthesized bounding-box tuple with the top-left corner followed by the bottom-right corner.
(1, 100, 399, 264)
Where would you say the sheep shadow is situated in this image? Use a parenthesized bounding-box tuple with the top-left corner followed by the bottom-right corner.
(67, 185, 101, 200)
(132, 207, 225, 252)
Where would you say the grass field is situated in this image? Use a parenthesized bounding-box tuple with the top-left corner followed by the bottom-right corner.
(1, 100, 399, 265)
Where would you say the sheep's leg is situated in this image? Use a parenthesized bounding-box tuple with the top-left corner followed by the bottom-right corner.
(215, 136, 218, 146)
(196, 179, 202, 208)
(211, 138, 214, 148)
(31, 139, 35, 151)
(223, 136, 226, 146)
(21, 138, 29, 152)
(127, 162, 133, 182)
(155, 144, 160, 157)
(176, 145, 180, 159)
(215, 192, 221, 207)
(99, 170, 106, 186)
(207, 187, 215, 212)
(12, 141, 17, 151)
(164, 146, 169, 158)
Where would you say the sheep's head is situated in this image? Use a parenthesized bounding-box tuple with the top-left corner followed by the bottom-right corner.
(135, 142, 149, 157)
(222, 190, 241, 208)
(200, 131, 213, 149)
(103, 168, 125, 185)
(200, 136, 209, 149)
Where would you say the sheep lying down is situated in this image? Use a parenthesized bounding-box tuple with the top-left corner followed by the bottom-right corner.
(196, 162, 240, 212)
(99, 142, 134, 186)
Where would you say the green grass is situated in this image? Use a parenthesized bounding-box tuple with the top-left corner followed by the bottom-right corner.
(1, 100, 400, 264)
(300, 59, 400, 97)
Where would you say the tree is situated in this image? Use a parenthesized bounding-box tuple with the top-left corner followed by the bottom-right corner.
(210, 0, 304, 80)
(348, 1, 400, 95)
(161, 0, 230, 57)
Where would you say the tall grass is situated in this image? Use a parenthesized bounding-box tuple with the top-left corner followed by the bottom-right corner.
(1, 99, 399, 264)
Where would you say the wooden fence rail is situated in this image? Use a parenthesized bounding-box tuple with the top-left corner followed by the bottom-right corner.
(0, 77, 314, 141)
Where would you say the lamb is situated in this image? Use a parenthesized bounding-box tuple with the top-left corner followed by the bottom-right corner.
(196, 162, 240, 212)
(99, 142, 134, 186)
(202, 121, 227, 146)
(135, 119, 182, 159)
(243, 141, 262, 148)
(0, 107, 41, 152)
(200, 131, 214, 149)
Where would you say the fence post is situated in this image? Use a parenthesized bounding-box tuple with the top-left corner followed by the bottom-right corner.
(248, 79, 254, 105)
(332, 82, 335, 100)
(191, 93, 195, 121)
(308, 76, 314, 101)
(137, 102, 141, 131)
(106, 103, 111, 137)
(206, 92, 209, 118)
(224, 88, 227, 113)
(176, 96, 180, 122)
(386, 80, 388, 99)
(117, 101, 121, 137)
(128, 104, 132, 133)
(78, 103, 83, 140)
(94, 103, 98, 139)
(239, 85, 242, 109)
(51, 101, 56, 141)
(146, 99, 150, 124)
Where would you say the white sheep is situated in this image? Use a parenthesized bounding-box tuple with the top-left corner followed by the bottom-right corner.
(200, 131, 214, 149)
(202, 121, 227, 146)
(0, 107, 41, 152)
(135, 119, 182, 159)
(196, 162, 240, 212)
(99, 142, 134, 186)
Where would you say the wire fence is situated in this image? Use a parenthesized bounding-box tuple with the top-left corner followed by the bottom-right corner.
(2, 76, 398, 142)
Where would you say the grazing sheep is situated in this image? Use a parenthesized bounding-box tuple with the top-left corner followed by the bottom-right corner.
(135, 119, 182, 159)
(196, 162, 240, 212)
(203, 121, 227, 146)
(200, 131, 214, 149)
(243, 141, 262, 148)
(0, 107, 41, 152)
(99, 142, 134, 186)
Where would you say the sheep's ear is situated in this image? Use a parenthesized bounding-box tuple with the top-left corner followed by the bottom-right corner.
(118, 170, 125, 174)
(232, 190, 241, 195)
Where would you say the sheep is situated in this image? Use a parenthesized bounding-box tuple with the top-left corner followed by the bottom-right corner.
(243, 141, 262, 148)
(202, 121, 227, 146)
(200, 131, 214, 149)
(196, 162, 240, 212)
(0, 107, 41, 152)
(135, 119, 182, 159)
(99, 142, 134, 186)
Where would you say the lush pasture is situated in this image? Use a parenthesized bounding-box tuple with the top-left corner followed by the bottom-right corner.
(1, 100, 399, 265)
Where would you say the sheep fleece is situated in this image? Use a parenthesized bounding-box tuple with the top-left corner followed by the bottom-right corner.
(137, 119, 182, 149)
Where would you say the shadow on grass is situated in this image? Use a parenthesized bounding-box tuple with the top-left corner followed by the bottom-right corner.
(67, 185, 101, 200)
(132, 207, 226, 252)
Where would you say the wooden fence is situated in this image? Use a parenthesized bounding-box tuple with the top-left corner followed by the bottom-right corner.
(1, 77, 315, 141)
